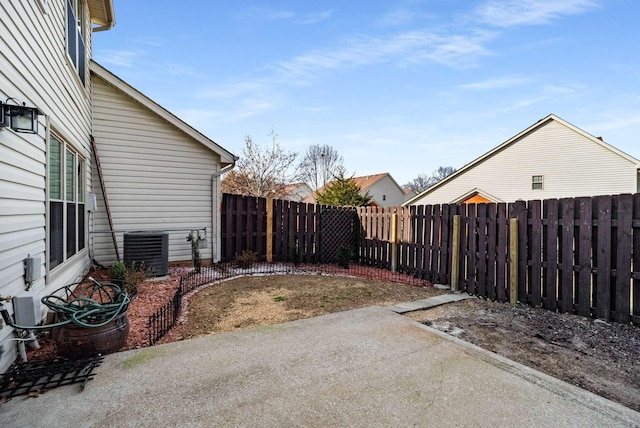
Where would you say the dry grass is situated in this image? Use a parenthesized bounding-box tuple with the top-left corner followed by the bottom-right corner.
(183, 274, 444, 338)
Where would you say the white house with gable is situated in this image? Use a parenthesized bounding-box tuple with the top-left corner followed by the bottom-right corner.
(405, 114, 640, 206)
(0, 1, 235, 372)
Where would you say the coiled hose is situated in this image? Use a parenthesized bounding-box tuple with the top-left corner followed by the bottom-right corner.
(1, 277, 130, 330)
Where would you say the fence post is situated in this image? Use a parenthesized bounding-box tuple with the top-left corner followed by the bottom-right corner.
(390, 212, 398, 272)
(451, 215, 461, 292)
(509, 218, 518, 305)
(266, 198, 273, 263)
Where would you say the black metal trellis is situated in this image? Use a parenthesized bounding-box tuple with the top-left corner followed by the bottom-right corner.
(0, 356, 103, 399)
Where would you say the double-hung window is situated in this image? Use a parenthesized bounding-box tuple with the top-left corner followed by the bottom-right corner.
(532, 175, 544, 190)
(66, 0, 86, 85)
(49, 134, 86, 270)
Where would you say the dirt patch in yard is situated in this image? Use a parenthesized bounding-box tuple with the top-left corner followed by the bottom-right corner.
(405, 299, 640, 412)
(182, 275, 444, 337)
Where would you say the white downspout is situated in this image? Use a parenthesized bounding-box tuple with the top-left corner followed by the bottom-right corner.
(211, 157, 237, 262)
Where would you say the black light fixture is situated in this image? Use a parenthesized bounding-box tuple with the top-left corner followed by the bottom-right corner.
(2, 98, 41, 134)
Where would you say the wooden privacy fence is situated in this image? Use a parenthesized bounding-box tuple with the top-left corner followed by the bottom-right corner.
(358, 194, 640, 324)
(221, 194, 358, 263)
(222, 193, 640, 324)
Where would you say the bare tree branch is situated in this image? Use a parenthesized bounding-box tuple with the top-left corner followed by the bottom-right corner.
(222, 130, 300, 198)
(298, 144, 344, 190)
(404, 166, 456, 193)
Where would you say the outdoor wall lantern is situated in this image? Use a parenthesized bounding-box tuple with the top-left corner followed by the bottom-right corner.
(2, 98, 42, 134)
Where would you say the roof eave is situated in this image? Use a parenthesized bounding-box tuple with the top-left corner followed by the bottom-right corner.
(88, 0, 115, 32)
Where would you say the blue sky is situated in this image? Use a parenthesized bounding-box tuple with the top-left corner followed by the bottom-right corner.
(94, 0, 640, 185)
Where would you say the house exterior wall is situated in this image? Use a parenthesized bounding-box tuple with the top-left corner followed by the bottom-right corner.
(367, 176, 405, 206)
(410, 120, 639, 205)
(0, 0, 98, 372)
(91, 76, 222, 265)
(284, 184, 312, 202)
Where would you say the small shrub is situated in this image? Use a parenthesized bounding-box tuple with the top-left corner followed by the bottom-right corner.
(109, 261, 149, 298)
(289, 241, 302, 265)
(273, 296, 287, 302)
(336, 245, 354, 269)
(235, 251, 257, 269)
(125, 261, 150, 286)
(110, 262, 127, 285)
(186, 231, 202, 273)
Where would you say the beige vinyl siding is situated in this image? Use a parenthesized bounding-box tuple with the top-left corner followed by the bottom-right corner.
(91, 77, 220, 265)
(0, 0, 96, 372)
(412, 120, 639, 205)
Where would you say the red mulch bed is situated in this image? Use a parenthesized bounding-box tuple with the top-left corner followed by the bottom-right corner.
(26, 266, 184, 361)
(25, 263, 429, 361)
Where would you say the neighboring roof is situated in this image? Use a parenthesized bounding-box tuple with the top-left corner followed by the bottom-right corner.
(302, 172, 403, 205)
(403, 188, 416, 195)
(352, 173, 388, 191)
(90, 61, 237, 166)
(452, 188, 503, 204)
(403, 114, 640, 205)
(284, 182, 312, 193)
(88, 0, 115, 31)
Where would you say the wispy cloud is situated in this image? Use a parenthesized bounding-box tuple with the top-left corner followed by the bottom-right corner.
(179, 1, 601, 124)
(97, 50, 142, 67)
(269, 10, 295, 20)
(133, 36, 166, 47)
(376, 8, 415, 27)
(589, 113, 640, 132)
(298, 10, 333, 25)
(458, 76, 534, 90)
(176, 93, 279, 125)
(264, 9, 332, 24)
(197, 81, 269, 99)
(194, 79, 281, 122)
(268, 30, 494, 85)
(164, 63, 203, 79)
(477, 0, 600, 27)
(409, 31, 496, 67)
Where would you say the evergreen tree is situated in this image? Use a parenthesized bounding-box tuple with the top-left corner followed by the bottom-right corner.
(316, 168, 371, 206)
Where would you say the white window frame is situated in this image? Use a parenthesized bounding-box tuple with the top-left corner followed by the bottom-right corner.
(66, 0, 86, 85)
(532, 175, 544, 190)
(48, 132, 87, 271)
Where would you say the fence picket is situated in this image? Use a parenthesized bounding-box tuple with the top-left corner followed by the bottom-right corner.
(595, 196, 612, 320)
(496, 203, 507, 302)
(529, 200, 543, 306)
(257, 197, 266, 258)
(431, 205, 441, 283)
(439, 204, 451, 284)
(487, 203, 497, 300)
(576, 197, 593, 317)
(633, 194, 640, 324)
(456, 204, 468, 292)
(559, 198, 575, 313)
(615, 194, 632, 323)
(543, 199, 559, 311)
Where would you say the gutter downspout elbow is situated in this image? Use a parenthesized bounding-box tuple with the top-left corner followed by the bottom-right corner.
(211, 156, 238, 262)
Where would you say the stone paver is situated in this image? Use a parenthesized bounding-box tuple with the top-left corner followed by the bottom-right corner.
(386, 293, 476, 313)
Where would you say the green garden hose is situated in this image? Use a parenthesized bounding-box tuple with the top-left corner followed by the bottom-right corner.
(1, 278, 130, 330)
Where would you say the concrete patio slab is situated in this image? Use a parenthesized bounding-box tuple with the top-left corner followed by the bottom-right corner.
(1, 306, 638, 427)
